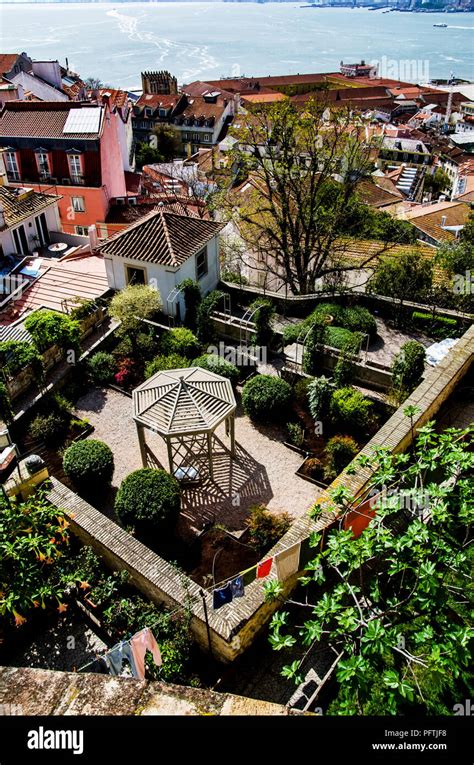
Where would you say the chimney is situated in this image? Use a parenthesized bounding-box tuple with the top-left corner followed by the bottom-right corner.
(441, 215, 447, 227)
(88, 224, 98, 249)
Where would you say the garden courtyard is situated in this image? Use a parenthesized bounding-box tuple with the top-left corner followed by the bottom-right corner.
(75, 386, 319, 541)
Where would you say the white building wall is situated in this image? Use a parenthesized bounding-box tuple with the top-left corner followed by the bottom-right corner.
(104, 235, 220, 318)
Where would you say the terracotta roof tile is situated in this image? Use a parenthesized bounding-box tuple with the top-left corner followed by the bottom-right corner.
(0, 186, 60, 229)
(99, 209, 223, 266)
(0, 54, 19, 75)
(0, 102, 104, 140)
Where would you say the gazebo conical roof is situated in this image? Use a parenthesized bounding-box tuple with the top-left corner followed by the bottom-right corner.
(132, 367, 236, 437)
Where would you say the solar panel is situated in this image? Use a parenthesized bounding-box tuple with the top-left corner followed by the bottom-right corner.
(63, 108, 102, 135)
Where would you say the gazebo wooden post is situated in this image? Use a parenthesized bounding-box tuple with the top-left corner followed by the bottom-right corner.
(136, 422, 147, 468)
(207, 432, 214, 480)
(230, 413, 236, 457)
(166, 437, 174, 475)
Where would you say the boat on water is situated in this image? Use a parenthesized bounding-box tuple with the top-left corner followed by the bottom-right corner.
(433, 23, 448, 28)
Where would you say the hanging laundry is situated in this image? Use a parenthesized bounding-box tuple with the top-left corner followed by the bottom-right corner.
(212, 582, 233, 610)
(242, 566, 257, 587)
(275, 542, 301, 581)
(129, 628, 162, 680)
(88, 656, 109, 675)
(105, 641, 137, 677)
(230, 575, 244, 598)
(257, 557, 273, 579)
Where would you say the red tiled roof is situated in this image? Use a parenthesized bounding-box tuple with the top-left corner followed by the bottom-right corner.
(0, 54, 19, 75)
(99, 208, 222, 266)
(98, 88, 128, 109)
(0, 101, 104, 140)
(241, 92, 288, 104)
(136, 93, 181, 109)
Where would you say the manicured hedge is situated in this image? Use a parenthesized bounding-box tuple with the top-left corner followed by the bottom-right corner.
(191, 354, 240, 385)
(63, 439, 114, 488)
(115, 468, 180, 531)
(411, 311, 458, 339)
(241, 375, 292, 422)
(87, 351, 116, 385)
(145, 354, 189, 379)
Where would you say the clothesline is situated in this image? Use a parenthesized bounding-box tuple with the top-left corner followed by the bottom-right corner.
(76, 533, 320, 673)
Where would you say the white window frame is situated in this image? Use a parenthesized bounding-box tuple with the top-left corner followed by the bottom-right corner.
(75, 225, 89, 236)
(71, 196, 85, 213)
(68, 154, 83, 183)
(5, 151, 20, 181)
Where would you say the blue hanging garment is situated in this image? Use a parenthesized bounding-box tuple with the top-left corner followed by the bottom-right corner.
(230, 575, 245, 598)
(212, 582, 233, 610)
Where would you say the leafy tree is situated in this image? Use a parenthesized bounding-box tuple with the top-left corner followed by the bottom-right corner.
(391, 341, 426, 403)
(218, 99, 415, 294)
(269, 421, 474, 715)
(135, 141, 162, 170)
(435, 214, 474, 313)
(109, 285, 162, 344)
(369, 252, 433, 323)
(423, 168, 451, 199)
(150, 124, 183, 161)
(0, 490, 71, 626)
(24, 310, 81, 354)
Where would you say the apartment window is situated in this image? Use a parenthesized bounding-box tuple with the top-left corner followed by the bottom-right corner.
(196, 248, 208, 280)
(71, 196, 85, 213)
(68, 154, 83, 183)
(203, 133, 211, 143)
(5, 151, 20, 181)
(126, 265, 146, 286)
(192, 133, 199, 141)
(75, 225, 89, 236)
(36, 151, 51, 179)
(145, 108, 152, 117)
(159, 108, 167, 117)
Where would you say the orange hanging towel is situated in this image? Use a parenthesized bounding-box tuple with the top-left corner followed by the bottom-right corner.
(129, 628, 162, 680)
(257, 557, 273, 578)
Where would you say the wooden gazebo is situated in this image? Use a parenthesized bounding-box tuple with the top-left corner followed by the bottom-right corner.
(132, 367, 236, 481)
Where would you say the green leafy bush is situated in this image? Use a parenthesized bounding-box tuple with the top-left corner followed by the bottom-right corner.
(191, 354, 239, 385)
(63, 439, 114, 489)
(196, 290, 225, 343)
(179, 278, 201, 331)
(325, 326, 362, 351)
(307, 375, 335, 422)
(391, 341, 426, 399)
(341, 306, 377, 340)
(286, 421, 305, 448)
(24, 309, 80, 353)
(29, 412, 70, 447)
(325, 435, 359, 479)
(0, 340, 43, 378)
(0, 381, 13, 423)
(247, 505, 291, 555)
(330, 386, 373, 429)
(145, 353, 189, 379)
(304, 457, 325, 482)
(160, 327, 200, 358)
(294, 377, 312, 406)
(87, 351, 116, 385)
(411, 311, 458, 339)
(241, 375, 292, 422)
(115, 468, 180, 532)
(249, 298, 275, 346)
(69, 299, 96, 321)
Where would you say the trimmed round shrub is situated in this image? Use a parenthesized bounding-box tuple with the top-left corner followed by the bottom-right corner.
(145, 353, 189, 379)
(160, 328, 200, 359)
(330, 386, 373, 429)
(325, 435, 359, 479)
(115, 468, 180, 531)
(29, 413, 69, 447)
(87, 351, 116, 385)
(63, 439, 114, 488)
(342, 307, 377, 341)
(241, 375, 292, 422)
(191, 354, 239, 385)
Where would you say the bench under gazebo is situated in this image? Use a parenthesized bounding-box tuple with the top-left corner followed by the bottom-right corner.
(132, 367, 237, 482)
